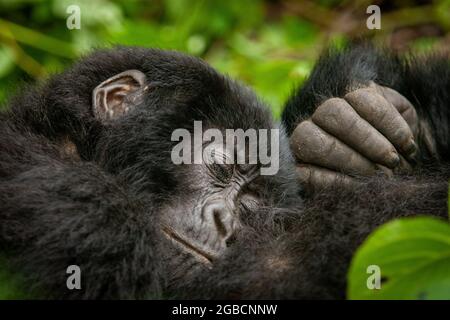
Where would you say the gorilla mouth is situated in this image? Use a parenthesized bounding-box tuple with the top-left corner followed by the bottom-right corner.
(162, 225, 216, 267)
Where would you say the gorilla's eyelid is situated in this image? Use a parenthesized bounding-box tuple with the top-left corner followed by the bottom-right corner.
(204, 146, 232, 164)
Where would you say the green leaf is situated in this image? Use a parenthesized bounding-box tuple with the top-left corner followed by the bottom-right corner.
(348, 217, 450, 300)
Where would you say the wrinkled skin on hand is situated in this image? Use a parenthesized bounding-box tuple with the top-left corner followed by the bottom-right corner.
(290, 82, 423, 189)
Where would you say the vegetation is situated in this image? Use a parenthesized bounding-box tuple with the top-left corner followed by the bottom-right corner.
(348, 215, 450, 299)
(1, 0, 449, 117)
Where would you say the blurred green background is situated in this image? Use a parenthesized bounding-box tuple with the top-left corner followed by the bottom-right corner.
(0, 0, 449, 118)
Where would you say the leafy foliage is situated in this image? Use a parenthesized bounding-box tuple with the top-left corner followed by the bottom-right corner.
(1, 0, 449, 116)
(348, 217, 450, 299)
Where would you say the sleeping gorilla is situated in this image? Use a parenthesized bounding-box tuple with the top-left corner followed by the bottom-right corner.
(0, 44, 448, 299)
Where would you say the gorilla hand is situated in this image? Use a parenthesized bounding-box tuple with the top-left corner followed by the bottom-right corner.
(290, 83, 419, 189)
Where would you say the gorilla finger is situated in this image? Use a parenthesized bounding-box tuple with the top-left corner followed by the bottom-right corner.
(394, 155, 413, 174)
(372, 83, 419, 136)
(344, 88, 417, 156)
(312, 98, 400, 168)
(290, 120, 377, 176)
(375, 164, 394, 178)
(296, 164, 356, 189)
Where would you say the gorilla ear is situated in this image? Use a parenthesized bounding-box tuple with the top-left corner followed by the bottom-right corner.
(92, 69, 146, 121)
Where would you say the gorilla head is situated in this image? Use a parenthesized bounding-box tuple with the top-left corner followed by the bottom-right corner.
(4, 47, 299, 292)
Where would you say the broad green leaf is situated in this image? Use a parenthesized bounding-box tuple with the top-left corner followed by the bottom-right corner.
(348, 217, 450, 299)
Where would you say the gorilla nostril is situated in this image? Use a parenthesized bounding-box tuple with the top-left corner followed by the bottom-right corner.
(213, 208, 228, 238)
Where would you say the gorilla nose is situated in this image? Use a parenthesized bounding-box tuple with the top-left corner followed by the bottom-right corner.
(202, 201, 236, 240)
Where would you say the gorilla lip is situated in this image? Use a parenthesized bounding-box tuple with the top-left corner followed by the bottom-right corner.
(161, 225, 215, 266)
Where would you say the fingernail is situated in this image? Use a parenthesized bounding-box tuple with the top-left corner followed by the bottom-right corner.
(404, 139, 417, 155)
(376, 164, 394, 178)
(386, 150, 400, 168)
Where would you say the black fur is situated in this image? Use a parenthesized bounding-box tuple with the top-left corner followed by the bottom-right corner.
(0, 45, 448, 299)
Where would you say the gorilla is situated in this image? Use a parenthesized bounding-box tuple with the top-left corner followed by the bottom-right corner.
(0, 43, 448, 299)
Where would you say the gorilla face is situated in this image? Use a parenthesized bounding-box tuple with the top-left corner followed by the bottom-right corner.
(160, 142, 263, 269)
